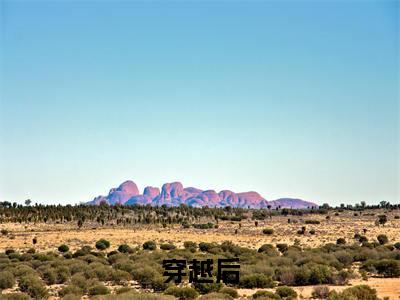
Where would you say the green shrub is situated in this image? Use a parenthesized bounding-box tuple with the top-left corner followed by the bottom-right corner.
(193, 223, 214, 229)
(372, 259, 400, 277)
(275, 286, 297, 299)
(111, 269, 132, 284)
(95, 239, 110, 250)
(336, 238, 346, 245)
(58, 244, 70, 253)
(394, 242, 400, 250)
(116, 287, 133, 294)
(252, 290, 280, 299)
(193, 282, 223, 294)
(183, 241, 197, 252)
(258, 244, 274, 253)
(239, 274, 275, 288)
(59, 285, 83, 297)
(131, 266, 160, 289)
(198, 292, 233, 300)
(0, 293, 30, 300)
(276, 243, 289, 253)
(19, 275, 48, 299)
(71, 273, 88, 290)
(165, 286, 199, 300)
(311, 286, 330, 299)
(309, 264, 333, 284)
(118, 244, 133, 253)
(0, 270, 15, 289)
(143, 240, 157, 250)
(305, 220, 320, 224)
(40, 267, 57, 285)
(160, 243, 176, 250)
(88, 284, 110, 295)
(220, 287, 238, 298)
(199, 243, 222, 254)
(263, 228, 274, 235)
(377, 234, 389, 245)
(329, 285, 379, 300)
(54, 266, 70, 284)
(61, 294, 81, 300)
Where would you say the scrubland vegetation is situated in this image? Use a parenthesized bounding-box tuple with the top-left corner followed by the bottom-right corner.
(0, 201, 399, 299)
(0, 234, 399, 299)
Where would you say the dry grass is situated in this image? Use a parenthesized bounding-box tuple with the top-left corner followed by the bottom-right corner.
(0, 209, 398, 252)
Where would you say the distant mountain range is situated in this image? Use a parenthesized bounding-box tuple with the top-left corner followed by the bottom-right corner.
(87, 180, 318, 209)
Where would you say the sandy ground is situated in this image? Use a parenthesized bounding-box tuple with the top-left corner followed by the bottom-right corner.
(0, 211, 399, 252)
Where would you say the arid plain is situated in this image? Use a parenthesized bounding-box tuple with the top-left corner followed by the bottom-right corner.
(0, 208, 399, 299)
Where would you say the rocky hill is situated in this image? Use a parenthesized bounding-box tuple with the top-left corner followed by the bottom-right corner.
(87, 180, 318, 209)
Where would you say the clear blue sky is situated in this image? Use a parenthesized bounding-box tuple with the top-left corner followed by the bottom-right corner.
(0, 0, 398, 206)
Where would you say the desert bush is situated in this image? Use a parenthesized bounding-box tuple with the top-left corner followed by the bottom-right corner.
(193, 282, 223, 294)
(309, 229, 316, 235)
(276, 243, 289, 253)
(115, 287, 133, 294)
(0, 270, 15, 289)
(117, 244, 133, 253)
(275, 286, 297, 299)
(95, 239, 110, 250)
(111, 269, 131, 284)
(143, 240, 157, 250)
(58, 244, 69, 253)
(88, 283, 110, 295)
(183, 241, 197, 252)
(150, 275, 171, 292)
(71, 273, 88, 290)
(1, 229, 9, 236)
(91, 292, 174, 300)
(258, 244, 274, 253)
(193, 223, 214, 229)
(198, 292, 233, 300)
(252, 290, 280, 299)
(90, 264, 113, 281)
(198, 242, 221, 253)
(394, 242, 400, 250)
(7, 252, 21, 260)
(311, 286, 330, 299)
(13, 264, 37, 278)
(358, 235, 368, 243)
(377, 234, 389, 245)
(262, 228, 274, 235)
(19, 274, 48, 299)
(305, 220, 320, 224)
(334, 250, 353, 266)
(59, 285, 83, 297)
(5, 249, 15, 255)
(54, 266, 70, 284)
(39, 266, 57, 285)
(220, 287, 238, 298)
(336, 238, 346, 245)
(369, 259, 400, 277)
(277, 267, 296, 285)
(239, 274, 275, 288)
(308, 264, 333, 284)
(0, 293, 30, 300)
(131, 265, 160, 289)
(328, 285, 379, 300)
(160, 243, 176, 250)
(164, 286, 199, 300)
